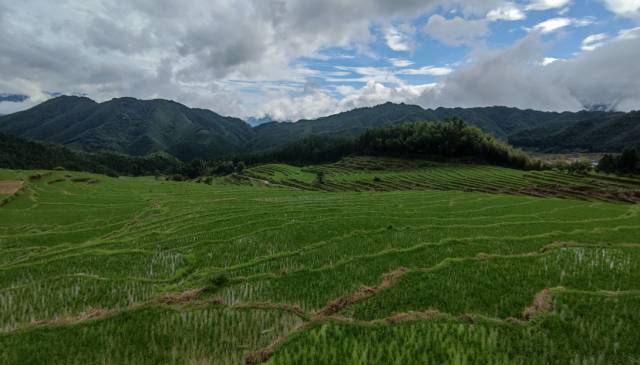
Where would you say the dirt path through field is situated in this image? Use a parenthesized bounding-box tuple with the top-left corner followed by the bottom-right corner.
(0, 181, 24, 195)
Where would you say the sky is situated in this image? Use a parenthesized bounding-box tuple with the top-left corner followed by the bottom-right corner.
(0, 0, 639, 120)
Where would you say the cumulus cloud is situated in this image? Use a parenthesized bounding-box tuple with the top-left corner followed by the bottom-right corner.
(530, 17, 594, 33)
(532, 17, 573, 32)
(582, 33, 609, 51)
(415, 29, 640, 112)
(0, 0, 638, 120)
(397, 66, 453, 76)
(260, 80, 434, 121)
(0, 0, 446, 117)
(541, 57, 561, 65)
(389, 58, 414, 67)
(487, 3, 527, 21)
(526, 0, 572, 11)
(600, 0, 640, 16)
(384, 24, 415, 51)
(424, 15, 489, 46)
(416, 35, 582, 110)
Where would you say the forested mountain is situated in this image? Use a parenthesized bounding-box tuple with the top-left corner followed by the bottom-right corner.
(0, 96, 254, 161)
(0, 133, 181, 176)
(1, 96, 638, 160)
(248, 103, 611, 152)
(509, 111, 640, 152)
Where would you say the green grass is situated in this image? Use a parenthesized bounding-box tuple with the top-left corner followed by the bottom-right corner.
(1, 158, 640, 364)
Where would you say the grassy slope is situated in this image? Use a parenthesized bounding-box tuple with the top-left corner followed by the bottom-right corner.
(245, 156, 640, 202)
(1, 159, 640, 364)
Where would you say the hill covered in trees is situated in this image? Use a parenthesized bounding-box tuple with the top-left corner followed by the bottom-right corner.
(509, 111, 640, 152)
(1, 96, 638, 161)
(261, 119, 539, 170)
(248, 103, 611, 152)
(0, 133, 181, 176)
(0, 96, 254, 161)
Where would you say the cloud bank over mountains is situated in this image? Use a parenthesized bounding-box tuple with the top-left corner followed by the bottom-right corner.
(0, 0, 639, 120)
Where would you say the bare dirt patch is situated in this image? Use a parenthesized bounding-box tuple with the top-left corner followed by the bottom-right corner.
(522, 288, 554, 320)
(155, 288, 204, 304)
(27, 308, 117, 328)
(0, 181, 24, 195)
(385, 309, 440, 324)
(317, 267, 409, 317)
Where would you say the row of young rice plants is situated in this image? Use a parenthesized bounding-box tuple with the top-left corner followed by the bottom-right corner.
(0, 276, 155, 331)
(2, 164, 640, 364)
(346, 247, 640, 320)
(0, 306, 302, 365)
(264, 292, 640, 365)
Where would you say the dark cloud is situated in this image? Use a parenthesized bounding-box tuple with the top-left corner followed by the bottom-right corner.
(0, 93, 29, 102)
(0, 0, 638, 120)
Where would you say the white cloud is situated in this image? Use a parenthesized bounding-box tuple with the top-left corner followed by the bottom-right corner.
(424, 15, 489, 46)
(261, 80, 434, 121)
(600, 0, 640, 16)
(398, 66, 453, 76)
(581, 33, 609, 51)
(487, 3, 526, 21)
(0, 0, 448, 118)
(532, 17, 572, 32)
(330, 66, 402, 84)
(389, 58, 414, 67)
(0, 0, 637, 121)
(541, 57, 560, 65)
(526, 0, 572, 11)
(415, 31, 640, 112)
(530, 17, 593, 33)
(617, 26, 640, 40)
(384, 25, 415, 51)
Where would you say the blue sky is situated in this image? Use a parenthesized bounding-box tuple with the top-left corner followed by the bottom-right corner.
(0, 0, 639, 120)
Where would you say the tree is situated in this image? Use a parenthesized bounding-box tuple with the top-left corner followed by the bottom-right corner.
(619, 149, 639, 173)
(313, 170, 325, 185)
(566, 159, 592, 175)
(235, 161, 246, 174)
(597, 154, 616, 173)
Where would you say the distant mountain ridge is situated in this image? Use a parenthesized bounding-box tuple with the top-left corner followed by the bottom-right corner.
(0, 96, 254, 161)
(1, 96, 638, 160)
(247, 102, 613, 152)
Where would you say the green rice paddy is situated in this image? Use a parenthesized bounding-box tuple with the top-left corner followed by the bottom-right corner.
(1, 158, 639, 364)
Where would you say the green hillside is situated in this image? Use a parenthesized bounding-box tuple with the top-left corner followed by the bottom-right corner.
(510, 111, 640, 152)
(1, 159, 640, 364)
(3, 97, 636, 161)
(0, 133, 181, 176)
(0, 96, 254, 161)
(245, 156, 640, 202)
(249, 102, 610, 152)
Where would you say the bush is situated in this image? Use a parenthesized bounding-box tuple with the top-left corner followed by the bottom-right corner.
(598, 149, 639, 175)
(313, 171, 326, 185)
(566, 160, 592, 175)
(207, 274, 229, 291)
(358, 119, 539, 170)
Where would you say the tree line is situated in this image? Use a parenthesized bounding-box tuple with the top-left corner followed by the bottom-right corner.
(0, 133, 181, 176)
(16, 119, 640, 179)
(253, 119, 541, 170)
(598, 149, 640, 175)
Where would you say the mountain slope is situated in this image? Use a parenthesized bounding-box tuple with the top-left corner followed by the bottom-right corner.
(2, 97, 637, 158)
(509, 111, 640, 152)
(0, 96, 254, 160)
(0, 133, 181, 175)
(249, 103, 609, 152)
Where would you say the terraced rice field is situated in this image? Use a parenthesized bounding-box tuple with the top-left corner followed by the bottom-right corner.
(246, 157, 640, 203)
(1, 159, 640, 364)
